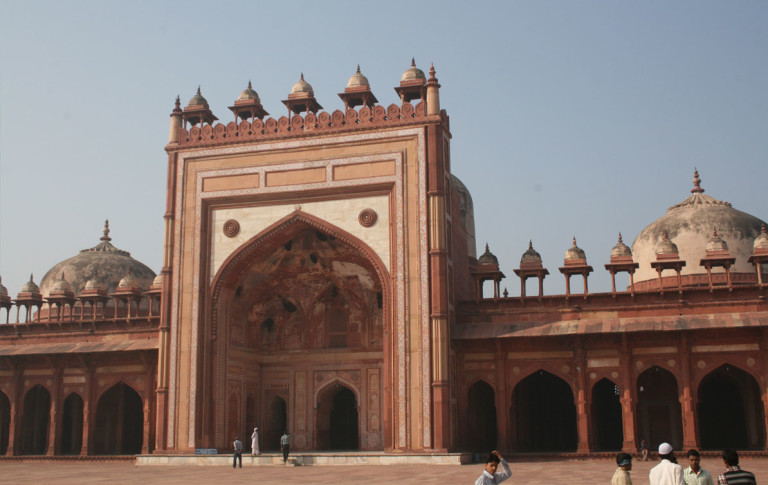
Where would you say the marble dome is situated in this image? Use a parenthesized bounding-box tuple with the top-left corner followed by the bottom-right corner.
(290, 73, 314, 96)
(346, 65, 370, 89)
(631, 171, 767, 284)
(401, 58, 426, 83)
(39, 221, 156, 297)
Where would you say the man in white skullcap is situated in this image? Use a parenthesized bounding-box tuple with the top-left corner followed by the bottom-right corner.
(251, 426, 260, 456)
(650, 442, 685, 485)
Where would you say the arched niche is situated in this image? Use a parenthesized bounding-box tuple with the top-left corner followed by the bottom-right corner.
(0, 390, 10, 455)
(316, 381, 359, 451)
(21, 384, 50, 455)
(590, 378, 623, 451)
(510, 370, 577, 452)
(466, 380, 497, 453)
(636, 366, 683, 450)
(697, 364, 765, 450)
(61, 393, 84, 455)
(92, 382, 143, 455)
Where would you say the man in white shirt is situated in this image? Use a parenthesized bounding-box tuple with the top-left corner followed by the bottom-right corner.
(650, 442, 685, 485)
(683, 449, 714, 485)
(475, 450, 511, 485)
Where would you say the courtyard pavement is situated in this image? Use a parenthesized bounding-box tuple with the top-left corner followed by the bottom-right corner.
(1, 455, 765, 484)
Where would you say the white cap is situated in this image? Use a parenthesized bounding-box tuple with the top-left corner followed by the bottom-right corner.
(658, 442, 673, 455)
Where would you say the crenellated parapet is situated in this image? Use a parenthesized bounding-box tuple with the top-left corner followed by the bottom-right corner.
(171, 100, 443, 149)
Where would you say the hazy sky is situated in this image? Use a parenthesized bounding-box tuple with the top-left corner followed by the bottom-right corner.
(1, 1, 766, 297)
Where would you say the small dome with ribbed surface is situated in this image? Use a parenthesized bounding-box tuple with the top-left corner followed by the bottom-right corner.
(656, 232, 679, 255)
(520, 241, 542, 265)
(754, 225, 768, 251)
(478, 243, 499, 265)
(611, 233, 632, 258)
(21, 274, 40, 293)
(237, 81, 260, 102)
(347, 65, 370, 89)
(565, 237, 586, 261)
(705, 228, 728, 252)
(401, 58, 426, 82)
(51, 273, 73, 293)
(118, 272, 137, 288)
(187, 87, 209, 108)
(290, 73, 314, 96)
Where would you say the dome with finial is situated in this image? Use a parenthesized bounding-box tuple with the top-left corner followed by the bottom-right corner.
(753, 224, 768, 251)
(0, 277, 8, 297)
(39, 220, 156, 297)
(346, 65, 370, 89)
(187, 86, 209, 108)
(290, 73, 314, 96)
(611, 233, 632, 258)
(478, 243, 499, 265)
(401, 58, 426, 82)
(51, 272, 73, 292)
(237, 81, 260, 102)
(520, 241, 542, 265)
(118, 272, 137, 289)
(21, 274, 40, 293)
(655, 231, 679, 255)
(705, 227, 729, 252)
(564, 237, 586, 261)
(632, 169, 767, 284)
(151, 274, 163, 289)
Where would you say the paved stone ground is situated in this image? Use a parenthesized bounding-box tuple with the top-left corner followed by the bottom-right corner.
(1, 456, 766, 484)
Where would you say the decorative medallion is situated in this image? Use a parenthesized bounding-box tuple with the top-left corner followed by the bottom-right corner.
(358, 208, 378, 228)
(223, 219, 240, 238)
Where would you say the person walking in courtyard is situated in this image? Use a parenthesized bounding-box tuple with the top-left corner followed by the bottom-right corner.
(717, 449, 756, 484)
(612, 452, 633, 485)
(650, 442, 684, 485)
(684, 449, 714, 485)
(475, 450, 511, 485)
(280, 431, 291, 464)
(232, 436, 243, 469)
(251, 426, 260, 456)
(641, 439, 650, 461)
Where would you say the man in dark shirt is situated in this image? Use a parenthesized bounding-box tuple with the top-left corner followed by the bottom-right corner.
(717, 449, 756, 485)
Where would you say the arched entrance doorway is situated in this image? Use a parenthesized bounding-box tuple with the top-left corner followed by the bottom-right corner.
(697, 364, 765, 450)
(209, 213, 388, 451)
(510, 370, 577, 452)
(92, 382, 143, 454)
(61, 393, 83, 455)
(21, 384, 50, 455)
(590, 378, 623, 451)
(466, 380, 497, 453)
(637, 366, 682, 450)
(317, 383, 359, 450)
(263, 395, 287, 451)
(0, 391, 10, 455)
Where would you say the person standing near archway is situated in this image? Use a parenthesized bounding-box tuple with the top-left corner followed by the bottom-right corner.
(649, 442, 684, 485)
(280, 431, 290, 464)
(251, 427, 259, 456)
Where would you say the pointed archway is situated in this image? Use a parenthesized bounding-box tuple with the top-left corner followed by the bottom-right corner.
(466, 380, 497, 453)
(0, 391, 10, 455)
(316, 382, 359, 450)
(263, 394, 286, 451)
(697, 364, 765, 450)
(60, 393, 83, 455)
(590, 378, 623, 451)
(208, 211, 389, 451)
(92, 382, 143, 454)
(510, 370, 577, 452)
(636, 366, 683, 450)
(21, 384, 50, 455)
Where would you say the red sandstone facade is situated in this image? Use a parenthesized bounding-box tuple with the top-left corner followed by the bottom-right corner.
(0, 62, 766, 457)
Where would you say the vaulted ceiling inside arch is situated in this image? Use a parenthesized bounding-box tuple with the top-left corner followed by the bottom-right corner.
(226, 228, 383, 352)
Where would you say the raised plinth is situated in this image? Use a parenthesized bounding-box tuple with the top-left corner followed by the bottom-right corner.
(136, 452, 471, 466)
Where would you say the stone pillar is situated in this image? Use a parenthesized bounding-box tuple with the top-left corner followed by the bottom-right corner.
(8, 367, 22, 455)
(47, 365, 62, 455)
(81, 365, 95, 456)
(679, 335, 697, 449)
(620, 336, 637, 452)
(575, 347, 590, 452)
(495, 341, 509, 451)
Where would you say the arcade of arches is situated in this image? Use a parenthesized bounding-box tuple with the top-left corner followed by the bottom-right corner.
(207, 223, 386, 451)
(461, 355, 767, 453)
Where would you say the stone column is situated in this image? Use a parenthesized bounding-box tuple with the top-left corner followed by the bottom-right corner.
(679, 335, 697, 449)
(495, 341, 509, 451)
(7, 367, 22, 455)
(620, 335, 637, 452)
(47, 365, 63, 456)
(575, 346, 590, 452)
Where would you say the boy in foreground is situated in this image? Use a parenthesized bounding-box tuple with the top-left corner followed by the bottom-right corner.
(475, 450, 511, 485)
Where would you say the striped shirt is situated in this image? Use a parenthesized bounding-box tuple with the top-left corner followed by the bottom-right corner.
(717, 466, 756, 485)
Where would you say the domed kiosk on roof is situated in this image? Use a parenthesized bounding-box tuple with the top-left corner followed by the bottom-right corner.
(631, 170, 768, 290)
(39, 220, 156, 298)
